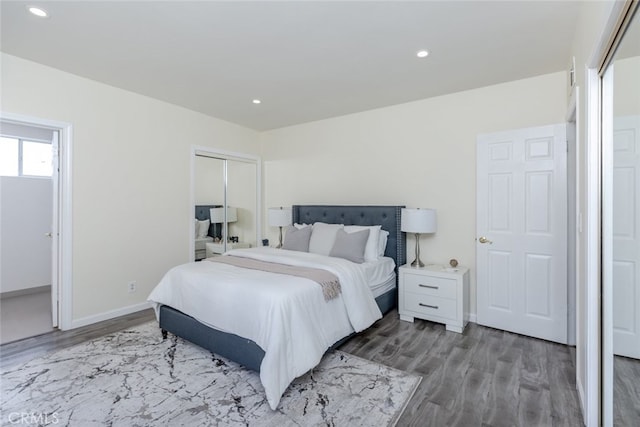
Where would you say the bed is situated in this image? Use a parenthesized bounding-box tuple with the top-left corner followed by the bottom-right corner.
(149, 205, 406, 409)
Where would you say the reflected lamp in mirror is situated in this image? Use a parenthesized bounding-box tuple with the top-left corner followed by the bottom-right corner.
(401, 208, 437, 268)
(268, 207, 292, 248)
(210, 207, 238, 241)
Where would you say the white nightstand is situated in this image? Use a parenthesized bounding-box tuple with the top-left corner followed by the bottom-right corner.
(195, 237, 213, 261)
(205, 241, 251, 257)
(398, 264, 470, 333)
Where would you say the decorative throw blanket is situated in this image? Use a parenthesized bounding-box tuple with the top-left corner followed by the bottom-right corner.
(207, 255, 342, 301)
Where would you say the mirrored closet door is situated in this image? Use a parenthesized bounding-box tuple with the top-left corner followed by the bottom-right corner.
(602, 3, 640, 425)
(193, 148, 260, 260)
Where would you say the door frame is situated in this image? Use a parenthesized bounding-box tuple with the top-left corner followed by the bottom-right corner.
(0, 112, 73, 330)
(566, 88, 578, 347)
(586, 1, 639, 425)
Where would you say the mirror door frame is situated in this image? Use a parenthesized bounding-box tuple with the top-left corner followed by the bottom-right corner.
(596, 1, 639, 425)
(190, 145, 261, 261)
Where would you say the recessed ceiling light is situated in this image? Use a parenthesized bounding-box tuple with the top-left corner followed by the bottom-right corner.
(28, 6, 48, 18)
(416, 50, 429, 58)
(252, 99, 261, 104)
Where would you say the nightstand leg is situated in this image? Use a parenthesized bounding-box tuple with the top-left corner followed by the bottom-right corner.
(399, 314, 415, 323)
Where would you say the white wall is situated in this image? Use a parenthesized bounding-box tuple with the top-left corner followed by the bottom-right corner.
(0, 176, 52, 293)
(0, 53, 261, 322)
(261, 71, 568, 318)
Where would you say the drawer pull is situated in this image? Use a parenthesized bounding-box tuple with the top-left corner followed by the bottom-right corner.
(419, 284, 439, 290)
(419, 303, 439, 310)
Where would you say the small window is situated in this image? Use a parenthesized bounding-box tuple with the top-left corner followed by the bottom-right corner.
(0, 136, 52, 177)
(23, 140, 53, 176)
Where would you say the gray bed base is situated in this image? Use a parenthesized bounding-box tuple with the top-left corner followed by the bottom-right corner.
(159, 205, 406, 373)
(159, 290, 395, 372)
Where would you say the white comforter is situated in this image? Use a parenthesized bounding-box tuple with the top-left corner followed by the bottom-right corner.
(147, 247, 382, 410)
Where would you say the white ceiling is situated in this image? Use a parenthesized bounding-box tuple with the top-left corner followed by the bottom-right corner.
(1, 1, 581, 131)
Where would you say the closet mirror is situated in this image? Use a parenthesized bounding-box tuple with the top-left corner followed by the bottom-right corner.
(602, 3, 640, 425)
(192, 148, 260, 261)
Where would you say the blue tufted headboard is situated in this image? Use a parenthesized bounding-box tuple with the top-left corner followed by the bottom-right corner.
(195, 204, 222, 238)
(292, 205, 406, 271)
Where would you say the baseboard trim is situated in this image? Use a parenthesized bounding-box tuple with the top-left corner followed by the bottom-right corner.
(71, 301, 153, 330)
(468, 313, 477, 323)
(1, 285, 51, 300)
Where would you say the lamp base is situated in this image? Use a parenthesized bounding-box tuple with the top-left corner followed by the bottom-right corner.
(276, 226, 284, 249)
(411, 232, 425, 268)
(410, 258, 425, 268)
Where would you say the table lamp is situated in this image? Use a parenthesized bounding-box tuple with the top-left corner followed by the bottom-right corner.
(268, 207, 292, 248)
(401, 208, 437, 268)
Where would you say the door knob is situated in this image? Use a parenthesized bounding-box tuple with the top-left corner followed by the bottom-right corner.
(45, 232, 53, 238)
(478, 236, 493, 244)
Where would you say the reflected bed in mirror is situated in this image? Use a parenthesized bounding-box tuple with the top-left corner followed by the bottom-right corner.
(194, 204, 220, 261)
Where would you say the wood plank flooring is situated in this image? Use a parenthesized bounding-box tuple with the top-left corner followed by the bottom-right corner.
(615, 355, 640, 426)
(0, 309, 155, 370)
(338, 310, 584, 427)
(0, 308, 595, 426)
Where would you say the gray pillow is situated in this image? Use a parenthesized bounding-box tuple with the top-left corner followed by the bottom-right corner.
(282, 225, 312, 252)
(329, 229, 370, 263)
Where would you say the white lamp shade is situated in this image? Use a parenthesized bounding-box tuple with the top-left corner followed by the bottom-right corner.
(268, 207, 292, 227)
(210, 207, 237, 223)
(401, 208, 437, 233)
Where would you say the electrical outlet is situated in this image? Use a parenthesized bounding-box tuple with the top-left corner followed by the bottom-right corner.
(128, 281, 137, 293)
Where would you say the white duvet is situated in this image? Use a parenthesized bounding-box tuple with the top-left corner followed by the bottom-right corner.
(147, 247, 382, 410)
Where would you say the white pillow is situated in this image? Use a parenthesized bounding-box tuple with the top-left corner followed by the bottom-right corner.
(195, 219, 199, 239)
(308, 222, 344, 256)
(378, 230, 389, 257)
(344, 225, 382, 262)
(196, 219, 210, 239)
(294, 223, 310, 229)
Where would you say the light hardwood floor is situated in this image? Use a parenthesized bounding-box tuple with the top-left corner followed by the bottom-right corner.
(1, 308, 591, 426)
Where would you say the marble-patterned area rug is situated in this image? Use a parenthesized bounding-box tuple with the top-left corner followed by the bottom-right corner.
(1, 321, 421, 426)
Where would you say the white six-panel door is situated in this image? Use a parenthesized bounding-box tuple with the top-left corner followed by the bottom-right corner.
(477, 124, 568, 344)
(613, 115, 640, 359)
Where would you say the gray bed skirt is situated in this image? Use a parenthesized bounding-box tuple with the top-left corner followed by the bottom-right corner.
(159, 286, 396, 373)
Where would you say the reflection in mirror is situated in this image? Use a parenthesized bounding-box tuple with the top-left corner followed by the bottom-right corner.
(193, 151, 259, 260)
(194, 155, 224, 259)
(227, 159, 257, 248)
(608, 6, 640, 425)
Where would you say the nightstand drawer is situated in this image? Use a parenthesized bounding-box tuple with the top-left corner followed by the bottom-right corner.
(402, 273, 457, 300)
(404, 293, 457, 320)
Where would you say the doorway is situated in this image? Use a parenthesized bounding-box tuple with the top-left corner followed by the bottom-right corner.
(0, 114, 73, 339)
